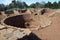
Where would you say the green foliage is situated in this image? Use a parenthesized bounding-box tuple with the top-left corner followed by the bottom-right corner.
(52, 2, 58, 9)
(44, 1, 60, 9)
(29, 3, 35, 8)
(58, 1, 60, 8)
(1, 0, 60, 11)
(0, 4, 5, 11)
(44, 2, 53, 8)
(29, 2, 44, 8)
(22, 2, 28, 8)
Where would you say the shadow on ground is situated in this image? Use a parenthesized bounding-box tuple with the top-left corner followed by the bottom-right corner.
(17, 32, 42, 40)
(4, 15, 26, 28)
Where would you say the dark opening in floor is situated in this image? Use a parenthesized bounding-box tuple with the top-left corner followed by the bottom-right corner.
(41, 9, 46, 15)
(18, 9, 27, 13)
(35, 13, 38, 15)
(17, 32, 42, 40)
(0, 12, 2, 15)
(4, 15, 26, 28)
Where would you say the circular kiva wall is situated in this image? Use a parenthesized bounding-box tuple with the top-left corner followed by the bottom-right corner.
(4, 15, 26, 28)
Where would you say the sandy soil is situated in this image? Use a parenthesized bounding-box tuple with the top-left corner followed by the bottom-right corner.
(0, 9, 60, 40)
(33, 11, 60, 40)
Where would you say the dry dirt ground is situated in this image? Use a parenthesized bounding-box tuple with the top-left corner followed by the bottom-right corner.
(33, 9, 60, 40)
(0, 9, 60, 40)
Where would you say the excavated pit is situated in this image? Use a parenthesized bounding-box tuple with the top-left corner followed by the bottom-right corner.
(4, 15, 26, 28)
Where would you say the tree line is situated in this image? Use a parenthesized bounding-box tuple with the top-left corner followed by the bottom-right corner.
(0, 0, 60, 11)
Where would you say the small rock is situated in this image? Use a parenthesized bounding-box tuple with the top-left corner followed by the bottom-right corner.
(0, 24, 5, 29)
